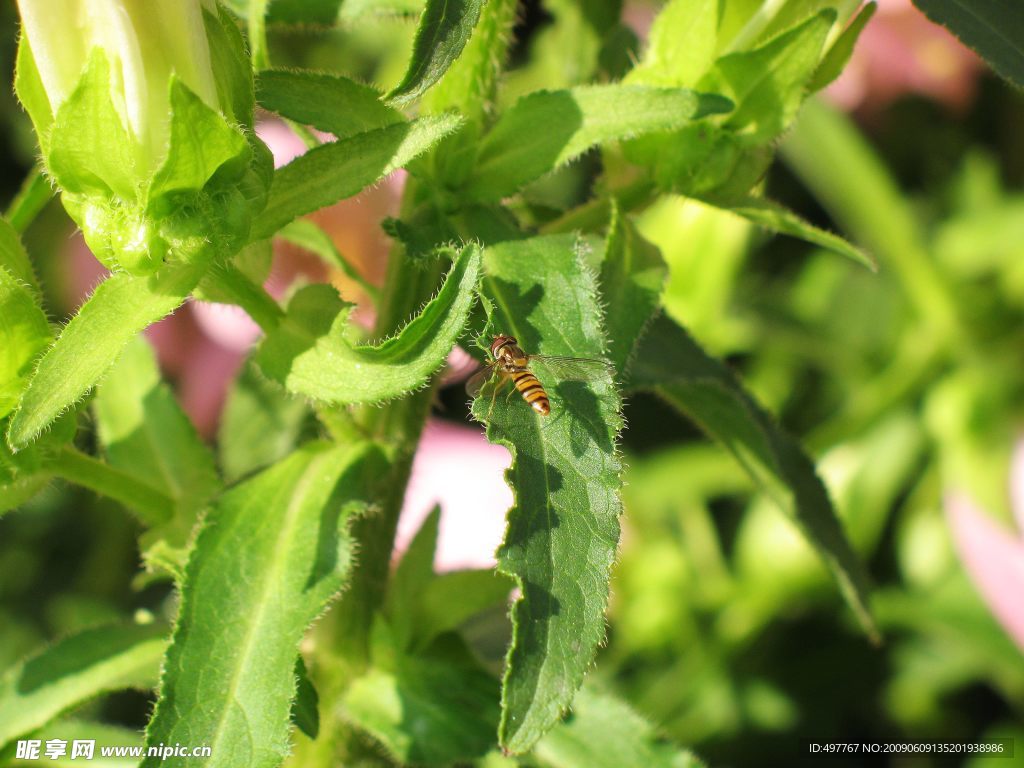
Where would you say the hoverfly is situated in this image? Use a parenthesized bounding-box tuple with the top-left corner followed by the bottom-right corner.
(467, 334, 611, 416)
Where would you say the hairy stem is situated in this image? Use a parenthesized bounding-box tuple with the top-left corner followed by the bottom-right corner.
(202, 263, 284, 333)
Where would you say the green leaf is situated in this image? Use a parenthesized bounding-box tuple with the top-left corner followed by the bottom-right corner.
(464, 83, 729, 201)
(0, 267, 50, 420)
(342, 634, 500, 764)
(47, 49, 138, 200)
(93, 336, 221, 578)
(381, 205, 461, 263)
(256, 69, 402, 140)
(0, 623, 167, 751)
(219, 359, 313, 482)
(598, 203, 667, 374)
(14, 35, 54, 153)
(422, 0, 519, 119)
(7, 264, 205, 449)
(466, 85, 733, 201)
(0, 413, 77, 516)
(204, 4, 256, 128)
(290, 657, 319, 740)
(708, 10, 834, 142)
(912, 0, 1024, 89)
(387, 0, 485, 105)
(387, 506, 440, 648)
(256, 243, 481, 405)
(534, 685, 704, 768)
(148, 79, 250, 202)
(415, 569, 513, 648)
(338, 0, 424, 20)
(276, 219, 380, 299)
(4, 169, 54, 237)
(809, 2, 878, 92)
(471, 235, 623, 753)
(627, 0, 719, 87)
(9, 720, 143, 767)
(716, 195, 876, 270)
(0, 473, 50, 516)
(49, 445, 175, 527)
(143, 442, 388, 768)
(220, 0, 357, 23)
(0, 216, 41, 293)
(253, 114, 463, 239)
(248, 0, 271, 70)
(628, 315, 878, 642)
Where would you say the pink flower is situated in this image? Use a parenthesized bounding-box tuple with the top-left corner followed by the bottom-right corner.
(945, 441, 1024, 652)
(397, 419, 512, 571)
(826, 0, 982, 112)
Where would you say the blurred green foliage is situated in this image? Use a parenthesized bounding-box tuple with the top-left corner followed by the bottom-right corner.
(2, 2, 1024, 767)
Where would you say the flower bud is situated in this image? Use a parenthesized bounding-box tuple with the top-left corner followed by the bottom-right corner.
(15, 0, 268, 275)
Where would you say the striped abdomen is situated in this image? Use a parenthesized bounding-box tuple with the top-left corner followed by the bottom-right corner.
(510, 369, 550, 416)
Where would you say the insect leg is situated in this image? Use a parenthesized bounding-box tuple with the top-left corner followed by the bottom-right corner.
(486, 375, 509, 423)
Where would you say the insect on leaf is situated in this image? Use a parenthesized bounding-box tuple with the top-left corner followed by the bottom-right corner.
(471, 234, 622, 754)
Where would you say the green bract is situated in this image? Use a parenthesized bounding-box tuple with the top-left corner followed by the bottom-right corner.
(257, 244, 482, 405)
(15, 0, 267, 276)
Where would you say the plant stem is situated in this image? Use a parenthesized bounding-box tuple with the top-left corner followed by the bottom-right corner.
(301, 0, 525, 754)
(52, 446, 175, 526)
(277, 220, 381, 301)
(329, 183, 444, 656)
(724, 0, 786, 53)
(287, 120, 321, 150)
(300, 180, 444, 765)
(540, 179, 655, 235)
(202, 263, 284, 333)
(247, 0, 271, 71)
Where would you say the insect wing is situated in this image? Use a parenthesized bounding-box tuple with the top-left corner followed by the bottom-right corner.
(528, 355, 613, 382)
(465, 361, 499, 398)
